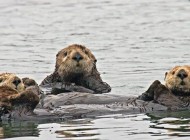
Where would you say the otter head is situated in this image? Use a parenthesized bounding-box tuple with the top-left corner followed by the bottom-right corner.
(55, 44, 97, 81)
(0, 73, 25, 92)
(165, 65, 190, 95)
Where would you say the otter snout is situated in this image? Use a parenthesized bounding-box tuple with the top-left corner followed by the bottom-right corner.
(72, 52, 83, 62)
(13, 77, 21, 87)
(177, 69, 188, 80)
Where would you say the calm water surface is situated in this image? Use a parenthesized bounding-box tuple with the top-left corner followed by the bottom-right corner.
(0, 0, 190, 139)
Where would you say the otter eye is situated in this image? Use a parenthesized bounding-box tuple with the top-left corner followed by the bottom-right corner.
(64, 52, 67, 56)
(94, 59, 97, 63)
(172, 71, 175, 75)
(0, 78, 3, 83)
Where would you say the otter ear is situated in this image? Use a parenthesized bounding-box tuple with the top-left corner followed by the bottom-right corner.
(56, 52, 60, 58)
(164, 72, 168, 80)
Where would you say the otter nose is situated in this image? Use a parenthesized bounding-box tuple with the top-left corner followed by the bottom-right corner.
(177, 69, 188, 80)
(13, 78, 21, 87)
(72, 52, 83, 62)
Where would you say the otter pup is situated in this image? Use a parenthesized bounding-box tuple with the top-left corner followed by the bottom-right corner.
(40, 44, 111, 94)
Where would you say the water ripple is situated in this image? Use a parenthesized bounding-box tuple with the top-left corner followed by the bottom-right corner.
(0, 0, 190, 139)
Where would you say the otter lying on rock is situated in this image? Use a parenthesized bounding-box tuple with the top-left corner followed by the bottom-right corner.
(40, 44, 111, 94)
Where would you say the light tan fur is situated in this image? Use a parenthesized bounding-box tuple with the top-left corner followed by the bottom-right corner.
(0, 73, 25, 92)
(165, 65, 190, 93)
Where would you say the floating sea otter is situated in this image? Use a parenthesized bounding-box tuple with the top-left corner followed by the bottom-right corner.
(0, 73, 40, 116)
(40, 44, 111, 94)
(139, 65, 190, 103)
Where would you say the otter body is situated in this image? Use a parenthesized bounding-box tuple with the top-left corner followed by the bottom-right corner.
(139, 65, 190, 103)
(40, 44, 111, 94)
(0, 74, 40, 115)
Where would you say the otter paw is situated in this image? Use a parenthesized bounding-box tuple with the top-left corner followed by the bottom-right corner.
(22, 77, 37, 88)
(50, 82, 74, 94)
(100, 82, 111, 93)
(138, 80, 161, 101)
(9, 90, 40, 111)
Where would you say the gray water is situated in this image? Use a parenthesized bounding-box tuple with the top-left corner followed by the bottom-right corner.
(0, 0, 190, 139)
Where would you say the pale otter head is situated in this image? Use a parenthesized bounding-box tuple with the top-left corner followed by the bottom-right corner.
(165, 65, 190, 94)
(0, 73, 25, 92)
(55, 44, 97, 81)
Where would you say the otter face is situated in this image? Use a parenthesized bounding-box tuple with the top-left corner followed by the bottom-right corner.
(165, 66, 190, 94)
(56, 44, 97, 79)
(0, 73, 25, 92)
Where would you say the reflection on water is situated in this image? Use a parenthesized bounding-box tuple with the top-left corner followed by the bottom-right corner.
(0, 121, 39, 138)
(1, 0, 190, 139)
(1, 112, 190, 140)
(148, 111, 190, 138)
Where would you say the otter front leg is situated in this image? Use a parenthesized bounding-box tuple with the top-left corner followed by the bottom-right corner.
(138, 80, 170, 102)
(138, 80, 164, 101)
(81, 76, 111, 94)
(138, 80, 188, 110)
(9, 90, 40, 111)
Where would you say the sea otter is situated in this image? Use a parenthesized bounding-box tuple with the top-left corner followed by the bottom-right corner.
(0, 74, 40, 115)
(0, 73, 25, 92)
(139, 65, 190, 104)
(40, 44, 111, 94)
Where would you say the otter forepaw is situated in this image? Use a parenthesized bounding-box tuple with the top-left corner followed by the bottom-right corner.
(138, 80, 161, 101)
(61, 82, 74, 90)
(99, 82, 111, 93)
(93, 82, 111, 94)
(9, 90, 40, 111)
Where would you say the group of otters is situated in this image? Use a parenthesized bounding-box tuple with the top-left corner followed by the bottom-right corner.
(0, 44, 190, 120)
